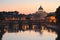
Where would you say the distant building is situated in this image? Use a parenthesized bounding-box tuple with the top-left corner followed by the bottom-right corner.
(45, 12, 56, 25)
(36, 6, 47, 20)
(38, 6, 43, 13)
(0, 11, 19, 32)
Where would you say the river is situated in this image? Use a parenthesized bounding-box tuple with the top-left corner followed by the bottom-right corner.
(2, 29, 57, 40)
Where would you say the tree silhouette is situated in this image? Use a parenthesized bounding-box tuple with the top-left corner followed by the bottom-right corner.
(55, 6, 60, 26)
(0, 12, 5, 40)
(0, 12, 4, 20)
(55, 6, 60, 40)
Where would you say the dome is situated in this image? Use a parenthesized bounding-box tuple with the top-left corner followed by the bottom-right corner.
(38, 6, 43, 10)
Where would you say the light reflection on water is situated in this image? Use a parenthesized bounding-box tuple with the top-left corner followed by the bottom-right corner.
(2, 30, 57, 40)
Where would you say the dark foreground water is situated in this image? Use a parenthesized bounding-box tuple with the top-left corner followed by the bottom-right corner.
(2, 29, 57, 40)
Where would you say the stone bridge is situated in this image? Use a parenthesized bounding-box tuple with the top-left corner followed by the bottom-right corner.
(0, 20, 59, 40)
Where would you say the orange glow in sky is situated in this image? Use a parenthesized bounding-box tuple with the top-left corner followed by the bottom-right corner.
(0, 0, 60, 14)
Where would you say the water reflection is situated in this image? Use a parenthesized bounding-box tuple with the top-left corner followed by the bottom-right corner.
(2, 30, 57, 40)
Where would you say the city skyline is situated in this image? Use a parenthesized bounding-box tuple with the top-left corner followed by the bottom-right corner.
(0, 0, 60, 14)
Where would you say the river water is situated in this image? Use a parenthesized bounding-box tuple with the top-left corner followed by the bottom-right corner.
(2, 29, 57, 40)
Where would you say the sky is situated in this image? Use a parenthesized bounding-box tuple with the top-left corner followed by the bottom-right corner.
(0, 0, 60, 14)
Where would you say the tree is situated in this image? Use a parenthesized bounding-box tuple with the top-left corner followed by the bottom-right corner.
(0, 12, 4, 20)
(55, 6, 60, 26)
(55, 6, 60, 40)
(0, 12, 5, 40)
